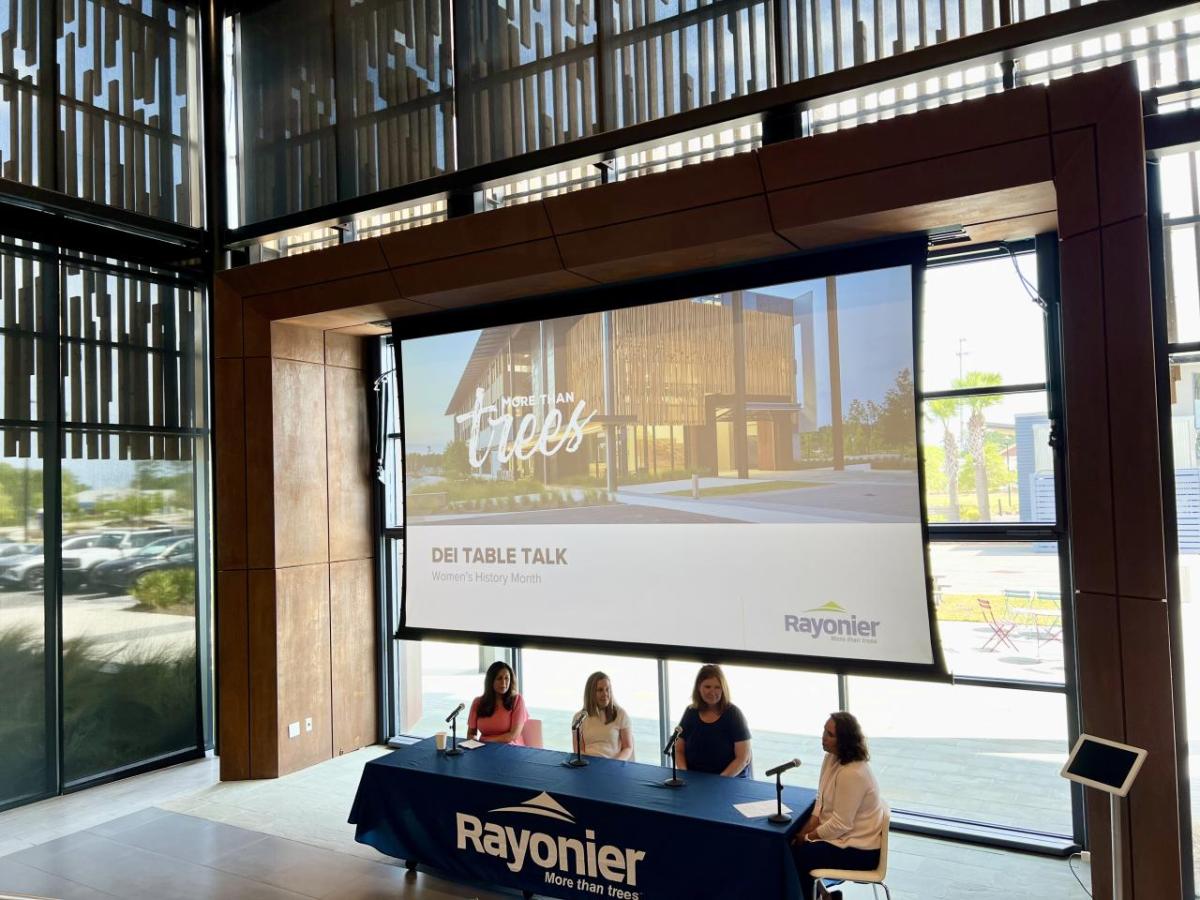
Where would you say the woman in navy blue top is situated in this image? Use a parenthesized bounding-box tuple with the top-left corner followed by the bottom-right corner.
(674, 664, 753, 777)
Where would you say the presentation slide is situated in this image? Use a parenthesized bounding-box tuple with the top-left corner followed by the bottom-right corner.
(400, 265, 936, 666)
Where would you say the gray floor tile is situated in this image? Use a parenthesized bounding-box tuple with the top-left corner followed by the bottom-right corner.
(207, 834, 397, 898)
(99, 810, 269, 865)
(87, 806, 172, 838)
(0, 856, 117, 899)
(5, 830, 308, 900)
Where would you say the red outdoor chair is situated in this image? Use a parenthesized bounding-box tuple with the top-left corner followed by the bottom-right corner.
(977, 598, 1021, 652)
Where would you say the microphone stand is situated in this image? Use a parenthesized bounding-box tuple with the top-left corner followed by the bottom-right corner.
(445, 708, 464, 757)
(566, 718, 588, 768)
(769, 771, 791, 824)
(662, 732, 684, 788)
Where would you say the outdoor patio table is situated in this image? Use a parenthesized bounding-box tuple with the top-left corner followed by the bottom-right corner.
(349, 737, 816, 900)
(1011, 607, 1063, 653)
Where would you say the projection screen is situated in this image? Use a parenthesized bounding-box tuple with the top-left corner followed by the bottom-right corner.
(398, 260, 939, 670)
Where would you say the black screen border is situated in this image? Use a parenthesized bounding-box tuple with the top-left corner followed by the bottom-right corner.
(392, 234, 949, 681)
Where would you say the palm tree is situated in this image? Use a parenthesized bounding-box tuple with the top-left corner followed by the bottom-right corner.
(955, 371, 1004, 521)
(925, 397, 962, 520)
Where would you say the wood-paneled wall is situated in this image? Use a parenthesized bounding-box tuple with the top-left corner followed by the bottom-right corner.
(214, 62, 1184, 896)
(215, 311, 377, 780)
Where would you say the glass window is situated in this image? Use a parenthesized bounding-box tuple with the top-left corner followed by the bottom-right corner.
(60, 433, 201, 784)
(922, 255, 1046, 392)
(56, 0, 202, 225)
(666, 659, 837, 790)
(59, 265, 203, 432)
(521, 648, 660, 761)
(929, 541, 1064, 685)
(454, 0, 597, 167)
(847, 677, 1073, 836)
(337, 0, 455, 197)
(1168, 353, 1200, 891)
(0, 428, 51, 807)
(234, 0, 339, 224)
(921, 391, 1054, 524)
(0, 0, 43, 186)
(605, 0, 774, 129)
(398, 639, 510, 737)
(1160, 149, 1200, 345)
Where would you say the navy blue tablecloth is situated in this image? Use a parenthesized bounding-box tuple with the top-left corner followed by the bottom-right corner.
(349, 738, 815, 900)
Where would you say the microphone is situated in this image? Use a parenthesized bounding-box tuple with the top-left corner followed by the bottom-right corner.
(445, 703, 465, 723)
(765, 758, 802, 777)
(571, 710, 587, 730)
(662, 726, 682, 756)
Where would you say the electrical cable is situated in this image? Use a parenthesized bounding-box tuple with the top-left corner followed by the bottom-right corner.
(1004, 243, 1048, 310)
(1067, 852, 1092, 897)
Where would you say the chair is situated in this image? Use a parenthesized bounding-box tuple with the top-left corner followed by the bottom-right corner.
(977, 598, 1020, 652)
(810, 807, 892, 900)
(1034, 590, 1063, 650)
(523, 718, 543, 748)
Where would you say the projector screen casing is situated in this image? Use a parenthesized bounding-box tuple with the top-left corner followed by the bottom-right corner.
(393, 239, 947, 679)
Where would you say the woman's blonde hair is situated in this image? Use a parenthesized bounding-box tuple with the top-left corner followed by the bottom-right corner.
(690, 663, 731, 713)
(583, 671, 620, 724)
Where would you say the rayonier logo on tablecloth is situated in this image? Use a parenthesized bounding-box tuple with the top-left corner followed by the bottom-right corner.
(456, 790, 647, 897)
(784, 601, 881, 644)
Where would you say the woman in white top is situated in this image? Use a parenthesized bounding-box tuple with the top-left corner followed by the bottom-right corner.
(573, 671, 634, 760)
(793, 712, 885, 900)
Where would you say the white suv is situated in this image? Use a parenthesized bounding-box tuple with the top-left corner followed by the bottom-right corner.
(61, 528, 178, 590)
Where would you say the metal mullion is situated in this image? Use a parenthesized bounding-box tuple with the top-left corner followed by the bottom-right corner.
(60, 422, 206, 436)
(927, 524, 1062, 541)
(59, 332, 185, 356)
(1148, 163, 1197, 898)
(950, 674, 1068, 693)
(604, 0, 766, 51)
(44, 249, 64, 801)
(919, 381, 1048, 401)
(55, 95, 188, 148)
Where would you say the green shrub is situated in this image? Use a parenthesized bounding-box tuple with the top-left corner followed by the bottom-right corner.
(0, 625, 198, 798)
(130, 569, 196, 611)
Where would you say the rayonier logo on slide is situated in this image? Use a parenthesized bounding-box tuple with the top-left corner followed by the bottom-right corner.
(785, 601, 881, 643)
(456, 791, 647, 897)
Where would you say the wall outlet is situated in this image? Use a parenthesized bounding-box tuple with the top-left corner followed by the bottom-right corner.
(288, 721, 300, 739)
(1080, 851, 1091, 865)
(305, 717, 313, 733)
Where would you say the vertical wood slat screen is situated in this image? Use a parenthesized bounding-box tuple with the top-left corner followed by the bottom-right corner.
(0, 249, 47, 458)
(0, 0, 42, 186)
(784, 0, 1004, 84)
(58, 263, 197, 461)
(455, 0, 598, 168)
(239, 0, 339, 224)
(57, 0, 201, 225)
(1, 0, 201, 223)
(340, 0, 455, 195)
(605, 0, 776, 130)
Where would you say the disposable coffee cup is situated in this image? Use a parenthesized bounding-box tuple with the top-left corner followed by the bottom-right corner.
(435, 732, 447, 751)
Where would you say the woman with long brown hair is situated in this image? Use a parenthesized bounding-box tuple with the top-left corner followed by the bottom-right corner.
(466, 660, 528, 745)
(573, 671, 634, 760)
(793, 712, 885, 899)
(673, 664, 752, 777)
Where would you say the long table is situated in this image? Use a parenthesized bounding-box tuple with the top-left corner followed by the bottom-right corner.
(349, 738, 816, 900)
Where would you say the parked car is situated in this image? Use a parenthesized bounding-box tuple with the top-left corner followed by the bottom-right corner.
(61, 528, 183, 590)
(89, 536, 195, 594)
(0, 534, 104, 591)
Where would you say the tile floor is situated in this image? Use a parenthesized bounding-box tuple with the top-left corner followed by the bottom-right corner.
(0, 748, 1096, 899)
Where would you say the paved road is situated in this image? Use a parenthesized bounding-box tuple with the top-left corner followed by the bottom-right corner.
(414, 504, 739, 525)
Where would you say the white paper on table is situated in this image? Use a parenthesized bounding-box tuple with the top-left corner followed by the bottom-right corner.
(733, 799, 792, 818)
(458, 739, 485, 749)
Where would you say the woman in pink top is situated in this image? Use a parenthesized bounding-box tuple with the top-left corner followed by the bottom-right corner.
(467, 661, 528, 745)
